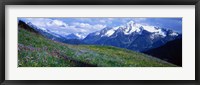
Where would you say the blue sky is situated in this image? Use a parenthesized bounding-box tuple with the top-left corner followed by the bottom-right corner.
(18, 17, 182, 35)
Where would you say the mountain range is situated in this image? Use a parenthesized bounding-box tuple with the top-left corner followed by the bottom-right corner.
(20, 20, 181, 52)
(18, 22, 177, 67)
(83, 21, 181, 51)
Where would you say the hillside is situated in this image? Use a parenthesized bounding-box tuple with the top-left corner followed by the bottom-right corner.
(144, 39, 182, 66)
(18, 25, 177, 67)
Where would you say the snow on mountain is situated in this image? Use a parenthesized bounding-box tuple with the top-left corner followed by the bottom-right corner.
(26, 22, 65, 39)
(95, 32, 100, 35)
(143, 26, 166, 37)
(27, 22, 49, 33)
(21, 19, 181, 52)
(103, 21, 141, 37)
(26, 20, 179, 41)
(104, 26, 119, 37)
(65, 32, 87, 39)
(83, 20, 181, 52)
(142, 26, 158, 33)
(74, 32, 87, 39)
(169, 32, 178, 36)
(27, 22, 39, 30)
(100, 21, 170, 38)
(124, 21, 141, 34)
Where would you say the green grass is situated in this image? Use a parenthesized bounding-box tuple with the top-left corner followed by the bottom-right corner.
(18, 28, 177, 67)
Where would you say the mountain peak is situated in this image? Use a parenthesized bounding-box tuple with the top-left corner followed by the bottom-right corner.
(124, 21, 142, 35)
(101, 21, 168, 37)
(18, 20, 39, 33)
(65, 32, 87, 40)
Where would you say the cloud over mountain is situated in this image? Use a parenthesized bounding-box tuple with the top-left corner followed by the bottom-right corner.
(19, 18, 106, 36)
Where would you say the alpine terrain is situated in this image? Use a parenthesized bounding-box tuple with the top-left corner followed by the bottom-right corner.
(18, 20, 177, 67)
(83, 21, 181, 51)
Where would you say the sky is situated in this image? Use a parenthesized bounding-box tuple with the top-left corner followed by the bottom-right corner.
(18, 17, 182, 35)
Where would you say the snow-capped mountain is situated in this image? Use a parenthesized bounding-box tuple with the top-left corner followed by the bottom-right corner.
(27, 22, 87, 40)
(94, 21, 168, 38)
(83, 21, 181, 51)
(20, 20, 86, 45)
(65, 32, 87, 40)
(25, 21, 69, 43)
(20, 19, 181, 51)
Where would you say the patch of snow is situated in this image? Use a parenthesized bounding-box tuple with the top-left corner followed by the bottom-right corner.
(95, 32, 100, 35)
(124, 22, 142, 35)
(74, 33, 86, 39)
(40, 27, 47, 32)
(169, 32, 178, 36)
(104, 26, 120, 37)
(105, 30, 115, 37)
(142, 26, 158, 33)
(150, 34, 155, 39)
(157, 29, 166, 37)
(142, 26, 166, 37)
(150, 29, 166, 39)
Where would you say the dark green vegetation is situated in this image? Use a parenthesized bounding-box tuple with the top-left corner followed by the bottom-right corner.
(144, 38, 182, 66)
(18, 27, 177, 67)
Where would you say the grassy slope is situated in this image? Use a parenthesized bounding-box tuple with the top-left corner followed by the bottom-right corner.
(18, 28, 177, 67)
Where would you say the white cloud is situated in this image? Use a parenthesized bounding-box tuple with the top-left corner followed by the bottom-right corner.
(22, 18, 68, 28)
(24, 18, 51, 27)
(46, 20, 68, 28)
(80, 23, 90, 27)
(20, 18, 106, 36)
(72, 22, 106, 33)
(93, 24, 106, 30)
